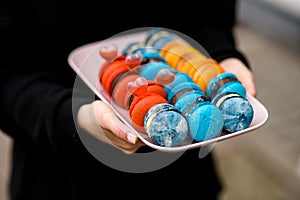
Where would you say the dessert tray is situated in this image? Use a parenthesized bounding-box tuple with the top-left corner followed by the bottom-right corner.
(68, 29, 269, 152)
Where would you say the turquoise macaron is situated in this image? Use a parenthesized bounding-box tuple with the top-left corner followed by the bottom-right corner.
(144, 27, 172, 47)
(182, 96, 224, 142)
(164, 79, 224, 142)
(206, 72, 246, 100)
(164, 72, 193, 90)
(166, 81, 204, 104)
(139, 61, 176, 80)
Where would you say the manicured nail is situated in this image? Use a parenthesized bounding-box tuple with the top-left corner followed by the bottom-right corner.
(127, 133, 137, 144)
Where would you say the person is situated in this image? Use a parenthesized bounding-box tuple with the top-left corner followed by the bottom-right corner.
(0, 0, 256, 199)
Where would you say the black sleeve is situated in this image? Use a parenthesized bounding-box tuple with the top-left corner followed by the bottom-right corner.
(0, 2, 90, 154)
(180, 0, 250, 68)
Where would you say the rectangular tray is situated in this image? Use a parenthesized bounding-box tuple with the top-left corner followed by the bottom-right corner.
(68, 31, 269, 152)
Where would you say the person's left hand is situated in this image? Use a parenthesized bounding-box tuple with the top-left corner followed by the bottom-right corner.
(219, 57, 257, 97)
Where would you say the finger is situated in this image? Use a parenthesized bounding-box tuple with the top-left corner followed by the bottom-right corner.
(92, 100, 138, 144)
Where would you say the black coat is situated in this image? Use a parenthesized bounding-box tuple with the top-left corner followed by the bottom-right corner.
(0, 0, 248, 199)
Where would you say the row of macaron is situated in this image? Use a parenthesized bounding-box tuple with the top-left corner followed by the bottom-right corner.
(142, 28, 254, 132)
(97, 29, 254, 147)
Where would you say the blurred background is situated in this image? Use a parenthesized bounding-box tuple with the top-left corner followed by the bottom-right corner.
(0, 0, 299, 199)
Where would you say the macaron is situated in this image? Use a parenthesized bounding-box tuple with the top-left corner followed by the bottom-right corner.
(166, 80, 224, 141)
(144, 103, 189, 147)
(206, 72, 246, 100)
(173, 90, 206, 114)
(192, 58, 225, 94)
(151, 35, 175, 50)
(183, 97, 224, 142)
(145, 28, 172, 47)
(122, 41, 145, 54)
(166, 72, 193, 89)
(129, 93, 168, 132)
(99, 55, 129, 95)
(166, 81, 204, 104)
(163, 45, 199, 69)
(211, 92, 254, 132)
(111, 72, 141, 108)
(139, 61, 176, 81)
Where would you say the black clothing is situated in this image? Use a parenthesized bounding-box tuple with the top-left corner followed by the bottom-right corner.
(0, 0, 249, 199)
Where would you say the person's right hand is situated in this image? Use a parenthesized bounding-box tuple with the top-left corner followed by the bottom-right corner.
(77, 100, 146, 154)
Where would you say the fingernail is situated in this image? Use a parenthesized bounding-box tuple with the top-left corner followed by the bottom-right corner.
(127, 133, 137, 144)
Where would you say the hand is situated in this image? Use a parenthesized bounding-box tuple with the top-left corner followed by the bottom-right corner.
(219, 58, 257, 97)
(77, 100, 146, 154)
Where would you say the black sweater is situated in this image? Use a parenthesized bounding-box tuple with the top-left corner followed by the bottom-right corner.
(0, 0, 248, 199)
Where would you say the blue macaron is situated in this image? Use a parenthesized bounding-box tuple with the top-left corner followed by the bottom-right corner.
(145, 28, 171, 47)
(166, 81, 204, 103)
(144, 103, 189, 147)
(152, 35, 175, 50)
(206, 72, 246, 100)
(139, 61, 176, 80)
(164, 71, 193, 88)
(183, 99, 224, 142)
(211, 92, 254, 132)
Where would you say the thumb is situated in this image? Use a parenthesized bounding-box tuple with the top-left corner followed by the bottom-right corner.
(92, 100, 138, 144)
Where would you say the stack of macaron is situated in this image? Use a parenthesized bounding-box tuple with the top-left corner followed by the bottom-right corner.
(144, 28, 225, 94)
(206, 72, 254, 132)
(98, 46, 189, 147)
(144, 28, 254, 132)
(137, 55, 224, 141)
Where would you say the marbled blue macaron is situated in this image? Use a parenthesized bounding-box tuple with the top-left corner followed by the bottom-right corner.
(206, 72, 246, 100)
(211, 92, 254, 132)
(144, 103, 189, 147)
(174, 92, 224, 141)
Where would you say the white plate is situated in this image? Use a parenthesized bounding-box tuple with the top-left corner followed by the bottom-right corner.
(68, 30, 269, 152)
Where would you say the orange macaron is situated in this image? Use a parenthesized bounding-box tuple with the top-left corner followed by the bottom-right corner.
(192, 59, 225, 94)
(99, 55, 129, 95)
(129, 93, 168, 132)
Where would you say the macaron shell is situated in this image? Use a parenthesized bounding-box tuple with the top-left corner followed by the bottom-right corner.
(160, 40, 184, 57)
(206, 72, 239, 100)
(146, 108, 189, 147)
(99, 55, 126, 85)
(129, 93, 168, 131)
(186, 103, 224, 141)
(167, 81, 204, 103)
(145, 28, 170, 47)
(147, 83, 167, 99)
(152, 36, 175, 50)
(193, 60, 223, 94)
(214, 93, 254, 132)
(163, 45, 199, 68)
(139, 61, 175, 80)
(112, 73, 141, 108)
(173, 91, 204, 113)
(176, 52, 207, 73)
(218, 81, 247, 99)
(165, 72, 193, 89)
(103, 65, 128, 95)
